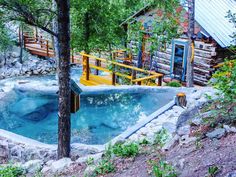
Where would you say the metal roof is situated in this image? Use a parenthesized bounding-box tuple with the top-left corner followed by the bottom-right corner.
(195, 0, 236, 47)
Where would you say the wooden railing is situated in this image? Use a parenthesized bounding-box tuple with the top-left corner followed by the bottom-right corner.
(22, 32, 81, 64)
(112, 49, 132, 62)
(23, 33, 55, 57)
(80, 52, 163, 86)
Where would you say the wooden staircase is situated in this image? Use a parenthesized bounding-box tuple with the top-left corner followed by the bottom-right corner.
(21, 32, 81, 64)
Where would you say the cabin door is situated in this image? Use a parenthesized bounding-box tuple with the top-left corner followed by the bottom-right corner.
(170, 40, 189, 81)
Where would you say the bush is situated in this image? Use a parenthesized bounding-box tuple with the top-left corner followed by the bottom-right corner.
(0, 165, 24, 177)
(94, 159, 115, 175)
(154, 128, 169, 147)
(150, 160, 177, 177)
(166, 81, 182, 87)
(211, 59, 236, 123)
(112, 142, 139, 158)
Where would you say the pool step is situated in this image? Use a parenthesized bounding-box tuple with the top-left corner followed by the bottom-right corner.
(80, 74, 117, 86)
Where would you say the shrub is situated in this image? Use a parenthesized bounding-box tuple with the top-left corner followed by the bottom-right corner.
(150, 160, 177, 177)
(0, 165, 24, 177)
(112, 142, 139, 158)
(211, 59, 236, 123)
(207, 165, 219, 177)
(86, 157, 95, 166)
(166, 81, 182, 87)
(154, 128, 169, 147)
(94, 159, 115, 175)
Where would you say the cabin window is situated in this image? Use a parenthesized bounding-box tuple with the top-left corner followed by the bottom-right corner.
(170, 40, 189, 81)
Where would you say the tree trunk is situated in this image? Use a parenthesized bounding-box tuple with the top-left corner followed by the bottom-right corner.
(83, 12, 90, 54)
(57, 0, 71, 159)
(52, 0, 60, 63)
(19, 25, 23, 64)
(186, 0, 195, 87)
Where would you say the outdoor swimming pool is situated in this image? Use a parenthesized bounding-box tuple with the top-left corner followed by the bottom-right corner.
(0, 69, 176, 145)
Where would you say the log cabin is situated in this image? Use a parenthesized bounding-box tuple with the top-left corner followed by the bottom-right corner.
(121, 0, 236, 86)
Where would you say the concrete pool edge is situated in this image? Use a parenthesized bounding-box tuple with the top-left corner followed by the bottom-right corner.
(0, 85, 188, 151)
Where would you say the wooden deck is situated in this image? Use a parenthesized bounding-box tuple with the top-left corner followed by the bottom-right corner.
(80, 53, 163, 86)
(22, 33, 81, 64)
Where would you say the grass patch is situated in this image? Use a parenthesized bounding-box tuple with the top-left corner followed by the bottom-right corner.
(112, 142, 139, 158)
(0, 165, 24, 177)
(94, 159, 115, 176)
(154, 128, 169, 147)
(150, 160, 177, 177)
(166, 81, 182, 87)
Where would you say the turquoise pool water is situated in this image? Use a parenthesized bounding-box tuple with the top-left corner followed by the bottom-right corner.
(0, 69, 176, 145)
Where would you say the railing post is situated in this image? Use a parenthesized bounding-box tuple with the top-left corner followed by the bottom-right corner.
(86, 56, 90, 80)
(23, 34, 26, 48)
(131, 69, 136, 85)
(157, 76, 163, 86)
(18, 27, 21, 44)
(112, 63, 116, 85)
(95, 59, 100, 75)
(46, 40, 49, 57)
(40, 36, 43, 48)
(71, 50, 75, 64)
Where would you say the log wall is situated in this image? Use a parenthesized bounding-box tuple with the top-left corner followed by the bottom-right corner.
(129, 40, 219, 86)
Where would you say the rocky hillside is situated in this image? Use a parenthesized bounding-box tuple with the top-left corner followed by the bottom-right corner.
(0, 46, 56, 79)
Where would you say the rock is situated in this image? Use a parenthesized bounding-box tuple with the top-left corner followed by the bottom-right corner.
(23, 159, 43, 173)
(206, 128, 226, 139)
(223, 125, 236, 133)
(84, 165, 96, 177)
(0, 141, 9, 163)
(223, 125, 231, 133)
(230, 127, 236, 133)
(10, 145, 23, 159)
(50, 158, 72, 173)
(176, 106, 199, 129)
(179, 135, 197, 145)
(162, 122, 176, 134)
(226, 171, 236, 177)
(76, 153, 103, 164)
(190, 117, 202, 126)
(172, 106, 185, 113)
(178, 158, 185, 170)
(162, 134, 179, 151)
(177, 125, 190, 136)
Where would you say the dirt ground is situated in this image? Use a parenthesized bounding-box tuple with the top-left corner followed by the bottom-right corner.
(101, 133, 236, 177)
(58, 133, 236, 177)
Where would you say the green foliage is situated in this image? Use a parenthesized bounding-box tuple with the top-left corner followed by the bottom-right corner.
(212, 60, 236, 102)
(211, 59, 236, 122)
(0, 165, 24, 177)
(127, 0, 183, 55)
(150, 160, 177, 177)
(112, 142, 139, 158)
(166, 81, 182, 87)
(207, 166, 219, 177)
(139, 138, 150, 145)
(195, 138, 203, 149)
(94, 159, 115, 176)
(104, 143, 113, 160)
(154, 128, 169, 147)
(0, 21, 13, 52)
(86, 157, 95, 166)
(71, 0, 129, 53)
